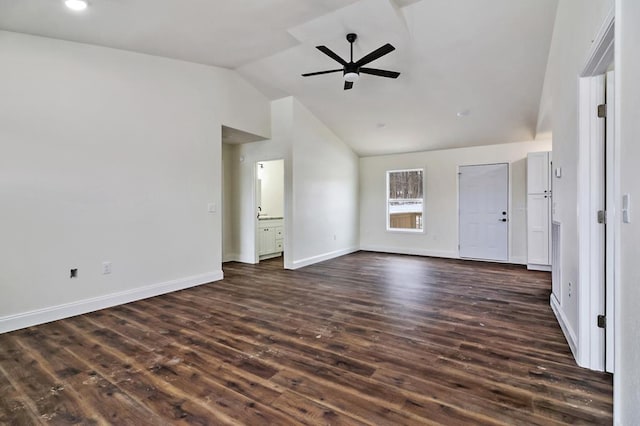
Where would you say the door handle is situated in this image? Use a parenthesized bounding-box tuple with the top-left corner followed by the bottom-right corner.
(499, 218, 507, 222)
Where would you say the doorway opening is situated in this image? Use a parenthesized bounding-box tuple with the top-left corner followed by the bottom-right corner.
(573, 10, 615, 373)
(256, 159, 285, 263)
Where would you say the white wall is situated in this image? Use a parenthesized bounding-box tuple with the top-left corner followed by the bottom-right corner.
(226, 97, 359, 269)
(535, 0, 613, 354)
(616, 0, 640, 422)
(258, 160, 284, 218)
(226, 98, 292, 264)
(0, 31, 270, 332)
(360, 140, 551, 262)
(290, 99, 360, 268)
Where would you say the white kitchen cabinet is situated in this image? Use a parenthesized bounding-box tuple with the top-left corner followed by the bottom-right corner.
(527, 151, 552, 271)
(258, 218, 284, 260)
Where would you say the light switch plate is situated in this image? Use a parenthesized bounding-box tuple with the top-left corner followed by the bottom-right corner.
(555, 167, 562, 178)
(207, 203, 216, 213)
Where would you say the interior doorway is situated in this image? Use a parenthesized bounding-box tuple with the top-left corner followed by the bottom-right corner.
(458, 163, 509, 261)
(575, 10, 615, 373)
(255, 159, 285, 263)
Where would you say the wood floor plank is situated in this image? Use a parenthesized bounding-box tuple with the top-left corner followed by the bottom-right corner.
(0, 252, 613, 425)
(0, 364, 43, 426)
(0, 335, 105, 424)
(15, 326, 165, 425)
(270, 391, 367, 426)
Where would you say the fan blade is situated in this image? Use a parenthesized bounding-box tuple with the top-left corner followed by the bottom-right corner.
(301, 69, 343, 77)
(360, 68, 400, 79)
(316, 46, 347, 66)
(355, 43, 395, 67)
(344, 81, 353, 90)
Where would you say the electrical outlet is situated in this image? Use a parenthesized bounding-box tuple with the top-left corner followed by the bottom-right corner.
(102, 261, 112, 275)
(333, 234, 337, 241)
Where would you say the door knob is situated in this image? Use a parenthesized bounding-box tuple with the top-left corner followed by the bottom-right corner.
(499, 218, 507, 222)
(502, 211, 507, 215)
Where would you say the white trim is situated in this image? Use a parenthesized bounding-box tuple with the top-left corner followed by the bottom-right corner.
(605, 69, 616, 373)
(527, 264, 552, 272)
(580, 8, 615, 77)
(510, 256, 527, 265)
(577, 74, 606, 371)
(224, 253, 259, 264)
(0, 271, 223, 334)
(222, 253, 240, 263)
(289, 247, 359, 269)
(361, 245, 526, 265)
(551, 294, 578, 358)
(361, 245, 458, 260)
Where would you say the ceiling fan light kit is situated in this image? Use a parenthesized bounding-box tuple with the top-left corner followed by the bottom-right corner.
(344, 72, 359, 83)
(302, 33, 400, 90)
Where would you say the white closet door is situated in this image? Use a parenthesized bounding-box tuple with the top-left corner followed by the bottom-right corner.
(527, 152, 549, 194)
(459, 163, 509, 261)
(527, 194, 550, 264)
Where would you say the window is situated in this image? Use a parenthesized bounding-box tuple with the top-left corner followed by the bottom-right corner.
(387, 169, 424, 232)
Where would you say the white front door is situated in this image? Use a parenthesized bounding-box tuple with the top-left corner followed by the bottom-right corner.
(459, 163, 509, 261)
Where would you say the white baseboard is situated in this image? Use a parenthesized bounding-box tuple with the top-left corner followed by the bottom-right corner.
(0, 270, 223, 334)
(528, 263, 552, 272)
(510, 256, 527, 265)
(550, 295, 578, 360)
(360, 245, 458, 260)
(290, 247, 359, 269)
(223, 253, 258, 264)
(222, 253, 239, 263)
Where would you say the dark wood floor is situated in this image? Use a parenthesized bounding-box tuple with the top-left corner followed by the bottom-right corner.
(0, 252, 612, 425)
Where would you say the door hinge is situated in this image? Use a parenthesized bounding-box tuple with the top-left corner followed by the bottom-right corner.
(597, 210, 607, 224)
(597, 315, 606, 329)
(597, 104, 607, 118)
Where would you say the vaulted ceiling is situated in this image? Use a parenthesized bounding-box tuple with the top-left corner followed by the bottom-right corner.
(0, 0, 558, 156)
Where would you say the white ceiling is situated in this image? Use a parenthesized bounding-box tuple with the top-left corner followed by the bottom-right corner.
(0, 0, 558, 156)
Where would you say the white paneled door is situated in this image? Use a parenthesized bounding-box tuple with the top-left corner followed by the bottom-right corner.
(459, 163, 509, 261)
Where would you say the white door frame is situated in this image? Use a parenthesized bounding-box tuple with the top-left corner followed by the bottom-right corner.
(576, 9, 615, 372)
(605, 70, 616, 373)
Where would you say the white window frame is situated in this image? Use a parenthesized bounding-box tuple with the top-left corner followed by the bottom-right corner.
(386, 168, 425, 233)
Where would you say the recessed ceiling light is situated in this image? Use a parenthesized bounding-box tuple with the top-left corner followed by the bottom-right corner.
(65, 0, 88, 11)
(457, 109, 471, 118)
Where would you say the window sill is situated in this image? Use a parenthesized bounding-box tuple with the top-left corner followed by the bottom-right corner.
(386, 229, 425, 234)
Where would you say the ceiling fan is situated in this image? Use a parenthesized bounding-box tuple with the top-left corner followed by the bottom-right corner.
(302, 33, 400, 90)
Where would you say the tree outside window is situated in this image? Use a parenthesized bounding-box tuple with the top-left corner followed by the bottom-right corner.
(387, 169, 424, 231)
